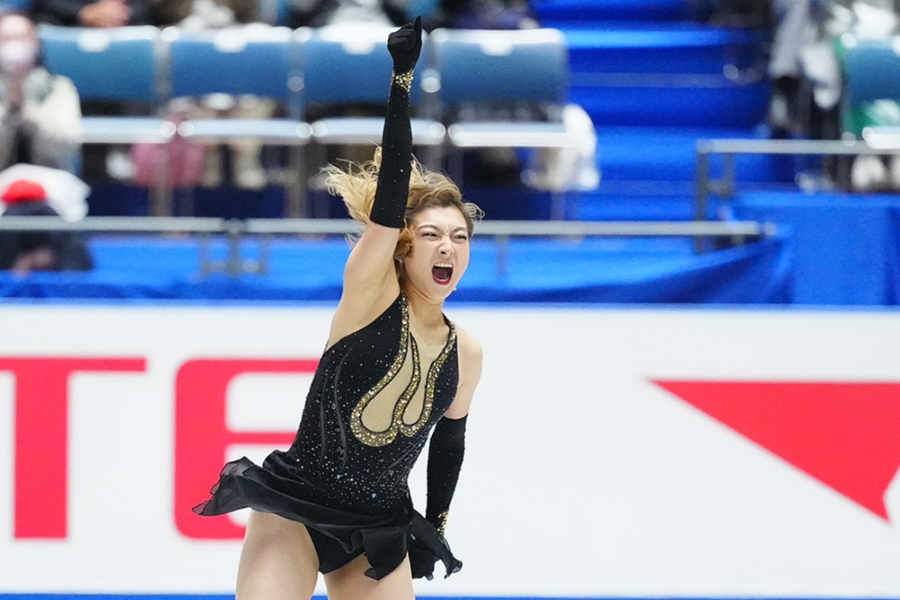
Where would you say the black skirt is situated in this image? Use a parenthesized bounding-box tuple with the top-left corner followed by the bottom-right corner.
(193, 455, 462, 581)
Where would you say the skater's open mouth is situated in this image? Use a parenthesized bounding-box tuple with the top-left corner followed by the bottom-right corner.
(433, 263, 453, 285)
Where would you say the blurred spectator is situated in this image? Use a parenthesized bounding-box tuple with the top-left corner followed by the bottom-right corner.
(768, 0, 817, 136)
(287, 0, 413, 28)
(435, 0, 538, 30)
(524, 103, 600, 194)
(764, 0, 900, 188)
(31, 0, 151, 27)
(838, 0, 900, 190)
(433, 1, 546, 188)
(768, 0, 900, 138)
(0, 11, 81, 172)
(153, 1, 277, 191)
(0, 179, 93, 275)
(196, 95, 275, 190)
(153, 0, 258, 27)
(285, 2, 417, 192)
(30, 0, 152, 185)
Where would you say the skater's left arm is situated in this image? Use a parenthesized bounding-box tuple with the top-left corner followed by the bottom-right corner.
(409, 330, 481, 579)
(445, 327, 483, 420)
(425, 328, 482, 534)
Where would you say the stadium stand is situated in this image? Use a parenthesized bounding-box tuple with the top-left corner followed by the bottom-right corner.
(38, 25, 172, 145)
(2, 0, 900, 305)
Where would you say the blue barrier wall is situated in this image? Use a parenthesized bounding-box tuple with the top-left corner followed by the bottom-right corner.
(734, 192, 900, 306)
(0, 235, 793, 304)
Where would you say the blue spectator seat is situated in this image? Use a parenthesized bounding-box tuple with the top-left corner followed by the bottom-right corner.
(300, 24, 445, 149)
(4, 0, 32, 10)
(38, 25, 173, 145)
(165, 25, 311, 215)
(166, 25, 307, 133)
(257, 0, 291, 25)
(430, 28, 571, 151)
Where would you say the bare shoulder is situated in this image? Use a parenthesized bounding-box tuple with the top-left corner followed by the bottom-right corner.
(328, 221, 402, 347)
(328, 283, 399, 349)
(444, 323, 483, 418)
(455, 324, 483, 380)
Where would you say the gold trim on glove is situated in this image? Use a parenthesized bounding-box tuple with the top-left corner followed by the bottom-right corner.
(436, 511, 449, 536)
(392, 69, 414, 93)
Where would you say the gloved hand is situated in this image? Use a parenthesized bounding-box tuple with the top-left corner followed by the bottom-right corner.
(408, 530, 463, 580)
(407, 533, 438, 580)
(387, 15, 423, 73)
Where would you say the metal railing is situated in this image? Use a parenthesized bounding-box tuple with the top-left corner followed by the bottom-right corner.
(0, 217, 774, 278)
(695, 137, 900, 228)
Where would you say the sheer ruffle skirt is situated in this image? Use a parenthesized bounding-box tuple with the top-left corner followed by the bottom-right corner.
(192, 454, 462, 580)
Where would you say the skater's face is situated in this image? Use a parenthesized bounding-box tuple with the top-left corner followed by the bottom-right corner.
(401, 206, 471, 300)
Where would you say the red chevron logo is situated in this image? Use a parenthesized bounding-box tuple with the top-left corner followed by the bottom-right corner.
(653, 381, 900, 521)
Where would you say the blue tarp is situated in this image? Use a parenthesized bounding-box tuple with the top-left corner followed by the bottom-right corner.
(734, 192, 900, 306)
(532, 0, 692, 21)
(0, 235, 793, 305)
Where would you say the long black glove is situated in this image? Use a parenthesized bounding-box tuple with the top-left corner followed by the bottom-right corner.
(370, 16, 423, 229)
(425, 415, 467, 530)
(409, 415, 467, 579)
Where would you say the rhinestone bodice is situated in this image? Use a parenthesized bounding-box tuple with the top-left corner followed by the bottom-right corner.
(282, 293, 459, 514)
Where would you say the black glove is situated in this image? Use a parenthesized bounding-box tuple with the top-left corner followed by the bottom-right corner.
(408, 527, 463, 580)
(387, 16, 423, 73)
(425, 415, 467, 531)
(408, 534, 438, 580)
(371, 18, 422, 229)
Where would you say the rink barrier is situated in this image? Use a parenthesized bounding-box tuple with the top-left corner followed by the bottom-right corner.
(0, 216, 773, 278)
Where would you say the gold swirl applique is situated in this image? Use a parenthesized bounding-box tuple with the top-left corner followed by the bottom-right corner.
(399, 320, 455, 438)
(350, 295, 456, 447)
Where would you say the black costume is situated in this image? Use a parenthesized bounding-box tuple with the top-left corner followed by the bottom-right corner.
(194, 19, 465, 582)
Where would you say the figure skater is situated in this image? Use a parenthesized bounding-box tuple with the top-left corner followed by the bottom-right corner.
(194, 17, 484, 600)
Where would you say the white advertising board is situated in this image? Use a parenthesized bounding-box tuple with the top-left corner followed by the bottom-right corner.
(1, 304, 899, 597)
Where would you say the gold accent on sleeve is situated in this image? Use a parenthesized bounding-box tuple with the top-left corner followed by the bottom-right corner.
(392, 69, 414, 93)
(436, 511, 449, 536)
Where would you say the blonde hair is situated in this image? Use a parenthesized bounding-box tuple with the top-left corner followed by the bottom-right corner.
(324, 149, 483, 263)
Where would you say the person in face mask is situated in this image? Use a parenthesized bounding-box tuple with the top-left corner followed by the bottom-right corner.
(0, 11, 81, 172)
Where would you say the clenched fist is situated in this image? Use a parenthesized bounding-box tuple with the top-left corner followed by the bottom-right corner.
(387, 16, 422, 73)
